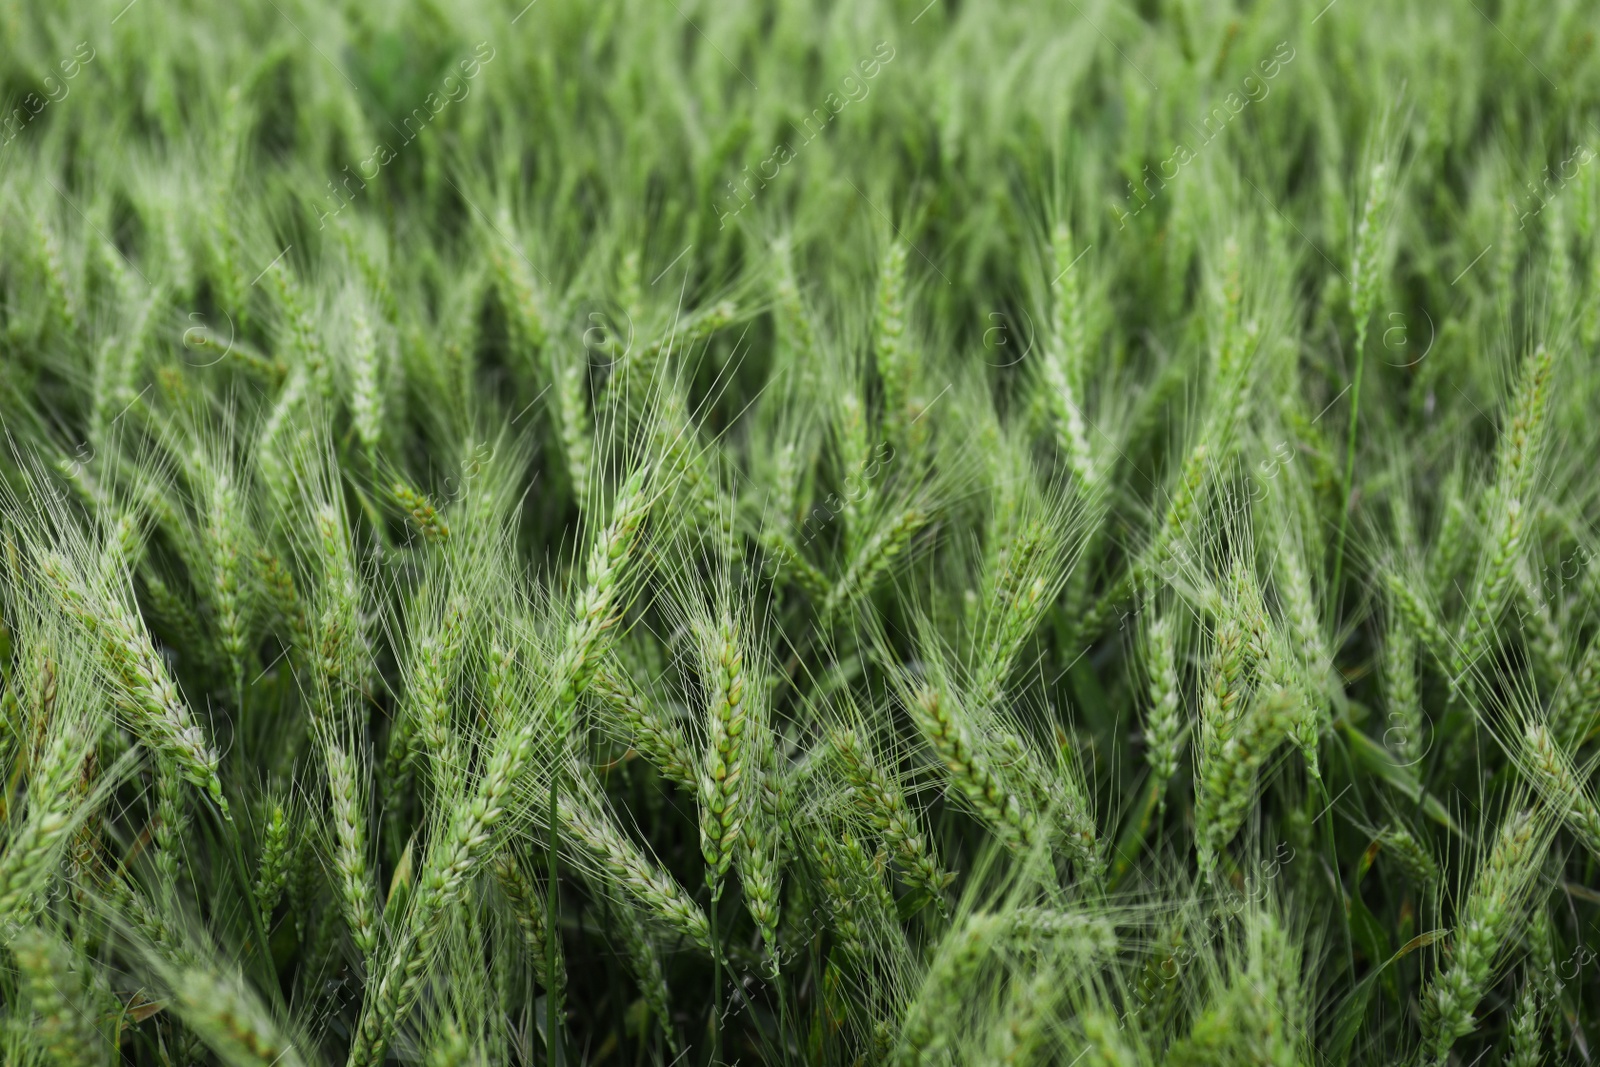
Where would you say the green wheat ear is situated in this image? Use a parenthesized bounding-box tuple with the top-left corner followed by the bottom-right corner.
(1140, 601, 1185, 807)
(12, 926, 109, 1066)
(697, 611, 752, 899)
(1421, 805, 1552, 1064)
(1038, 220, 1096, 489)
(831, 724, 952, 907)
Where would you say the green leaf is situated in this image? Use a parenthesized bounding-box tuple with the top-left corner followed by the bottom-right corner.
(1337, 720, 1461, 836)
(1326, 930, 1445, 1065)
(1108, 776, 1162, 893)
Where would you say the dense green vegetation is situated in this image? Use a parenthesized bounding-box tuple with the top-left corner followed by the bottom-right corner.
(1, 0, 1599, 1063)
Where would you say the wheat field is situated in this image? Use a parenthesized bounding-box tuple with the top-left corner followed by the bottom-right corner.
(0, 0, 1598, 1064)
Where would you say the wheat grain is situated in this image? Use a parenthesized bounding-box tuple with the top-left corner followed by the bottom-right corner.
(1039, 222, 1096, 488)
(392, 481, 450, 543)
(151, 756, 187, 905)
(1006, 907, 1117, 959)
(1377, 824, 1439, 888)
(811, 825, 868, 962)
(610, 897, 682, 1056)
(875, 240, 915, 444)
(256, 549, 312, 660)
(973, 518, 1051, 711)
(551, 464, 653, 728)
(554, 355, 593, 505)
(1196, 686, 1295, 875)
(1508, 978, 1543, 1067)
